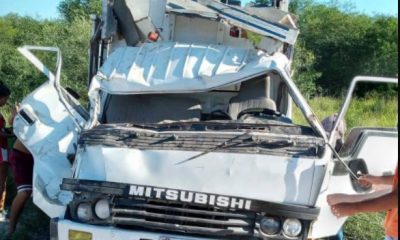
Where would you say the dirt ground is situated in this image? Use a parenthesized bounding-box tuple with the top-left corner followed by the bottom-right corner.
(0, 200, 49, 240)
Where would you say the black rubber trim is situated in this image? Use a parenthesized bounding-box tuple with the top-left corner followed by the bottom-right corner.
(61, 178, 320, 221)
(49, 218, 59, 240)
(339, 128, 398, 157)
(78, 124, 323, 158)
(19, 109, 36, 125)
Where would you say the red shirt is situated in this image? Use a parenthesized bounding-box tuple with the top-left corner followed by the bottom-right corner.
(384, 166, 398, 237)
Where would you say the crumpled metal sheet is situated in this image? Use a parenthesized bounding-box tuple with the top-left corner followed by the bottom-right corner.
(91, 42, 289, 94)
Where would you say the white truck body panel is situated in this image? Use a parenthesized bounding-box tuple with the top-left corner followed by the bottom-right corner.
(106, 0, 298, 56)
(311, 129, 398, 238)
(166, 0, 299, 44)
(14, 82, 84, 218)
(74, 146, 324, 206)
(357, 134, 398, 175)
(13, 47, 88, 218)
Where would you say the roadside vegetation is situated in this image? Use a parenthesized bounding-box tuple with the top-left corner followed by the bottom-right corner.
(293, 96, 398, 129)
(0, 0, 397, 239)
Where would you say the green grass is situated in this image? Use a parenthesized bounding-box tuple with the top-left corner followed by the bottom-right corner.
(293, 96, 398, 130)
(344, 213, 386, 240)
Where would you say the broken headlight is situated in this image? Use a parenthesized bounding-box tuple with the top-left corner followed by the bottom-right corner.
(259, 216, 281, 236)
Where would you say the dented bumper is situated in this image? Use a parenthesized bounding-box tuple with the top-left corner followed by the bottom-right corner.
(59, 179, 319, 240)
(51, 218, 217, 240)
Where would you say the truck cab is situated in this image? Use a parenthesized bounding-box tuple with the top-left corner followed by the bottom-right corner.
(14, 1, 398, 239)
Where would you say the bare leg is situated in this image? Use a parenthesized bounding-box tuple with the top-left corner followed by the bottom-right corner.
(0, 163, 8, 211)
(7, 190, 32, 236)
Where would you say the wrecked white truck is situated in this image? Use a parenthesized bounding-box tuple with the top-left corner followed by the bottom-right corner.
(14, 0, 398, 239)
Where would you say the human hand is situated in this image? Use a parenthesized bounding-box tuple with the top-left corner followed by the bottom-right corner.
(358, 175, 376, 188)
(12, 103, 20, 114)
(327, 193, 351, 206)
(330, 203, 357, 218)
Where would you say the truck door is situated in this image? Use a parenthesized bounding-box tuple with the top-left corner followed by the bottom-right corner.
(13, 46, 88, 218)
(341, 128, 398, 176)
(330, 76, 398, 181)
(310, 76, 398, 238)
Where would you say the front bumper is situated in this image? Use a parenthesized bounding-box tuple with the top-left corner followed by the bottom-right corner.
(60, 179, 319, 240)
(51, 218, 218, 240)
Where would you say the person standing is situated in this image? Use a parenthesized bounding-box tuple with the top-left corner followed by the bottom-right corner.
(0, 83, 14, 221)
(5, 139, 34, 238)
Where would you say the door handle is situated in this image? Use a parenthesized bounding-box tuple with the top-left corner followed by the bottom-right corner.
(18, 109, 37, 126)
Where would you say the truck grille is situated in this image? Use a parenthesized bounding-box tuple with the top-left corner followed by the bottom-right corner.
(111, 198, 257, 238)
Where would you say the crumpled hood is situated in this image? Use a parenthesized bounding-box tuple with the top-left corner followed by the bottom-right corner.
(75, 146, 322, 206)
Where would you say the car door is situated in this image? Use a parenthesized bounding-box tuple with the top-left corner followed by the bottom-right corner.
(341, 128, 398, 176)
(310, 76, 398, 239)
(330, 76, 398, 180)
(13, 46, 89, 218)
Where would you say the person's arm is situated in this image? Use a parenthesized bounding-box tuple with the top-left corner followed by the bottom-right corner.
(327, 187, 392, 206)
(13, 139, 30, 154)
(330, 187, 398, 217)
(359, 174, 395, 186)
(7, 103, 19, 126)
(0, 129, 14, 138)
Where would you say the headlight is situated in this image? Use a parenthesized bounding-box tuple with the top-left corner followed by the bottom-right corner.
(94, 199, 111, 219)
(77, 203, 94, 222)
(282, 218, 302, 238)
(259, 216, 281, 235)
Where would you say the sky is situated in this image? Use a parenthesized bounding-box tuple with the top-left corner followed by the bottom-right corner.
(0, 0, 61, 19)
(0, 0, 398, 19)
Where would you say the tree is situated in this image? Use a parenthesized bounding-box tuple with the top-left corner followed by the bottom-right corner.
(58, 0, 101, 22)
(292, 41, 322, 98)
(0, 14, 92, 105)
(289, 0, 314, 14)
(290, 0, 398, 96)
